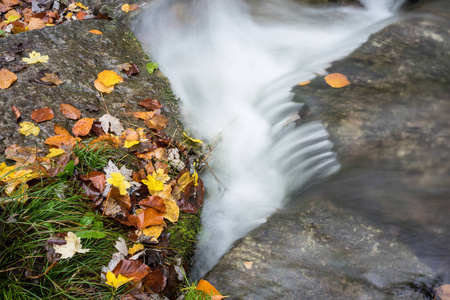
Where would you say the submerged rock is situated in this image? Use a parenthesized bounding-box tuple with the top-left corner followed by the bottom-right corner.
(206, 2, 450, 298)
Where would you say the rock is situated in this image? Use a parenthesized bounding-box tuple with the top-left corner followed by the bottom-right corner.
(0, 19, 180, 153)
(206, 2, 450, 298)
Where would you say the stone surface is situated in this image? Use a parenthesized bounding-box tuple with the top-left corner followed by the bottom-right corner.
(0, 18, 181, 153)
(206, 1, 450, 299)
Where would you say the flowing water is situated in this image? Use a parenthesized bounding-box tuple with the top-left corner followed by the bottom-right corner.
(132, 0, 405, 278)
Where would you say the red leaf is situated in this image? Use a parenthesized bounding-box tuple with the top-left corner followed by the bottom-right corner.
(112, 259, 151, 282)
(138, 196, 166, 213)
(143, 269, 167, 293)
(31, 107, 54, 123)
(138, 98, 163, 110)
(80, 171, 106, 193)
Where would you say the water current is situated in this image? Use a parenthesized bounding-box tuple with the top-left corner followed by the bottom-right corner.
(132, 0, 406, 278)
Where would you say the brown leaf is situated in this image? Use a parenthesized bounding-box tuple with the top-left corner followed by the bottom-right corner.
(128, 207, 164, 230)
(60, 103, 81, 120)
(5, 9, 20, 19)
(80, 171, 106, 193)
(45, 135, 81, 148)
(5, 144, 40, 164)
(143, 269, 167, 293)
(76, 11, 89, 20)
(72, 118, 94, 137)
(0, 68, 18, 89)
(145, 115, 168, 131)
(435, 285, 450, 300)
(109, 186, 131, 211)
(40, 72, 64, 85)
(28, 17, 46, 30)
(133, 111, 155, 121)
(0, 4, 10, 13)
(125, 64, 140, 76)
(176, 177, 204, 214)
(31, 107, 54, 123)
(11, 105, 21, 121)
(80, 178, 102, 201)
(2, 0, 20, 7)
(138, 99, 163, 111)
(112, 259, 151, 282)
(138, 196, 166, 213)
(53, 123, 71, 136)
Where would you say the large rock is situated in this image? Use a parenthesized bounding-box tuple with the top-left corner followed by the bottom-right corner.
(206, 1, 450, 298)
(0, 19, 180, 153)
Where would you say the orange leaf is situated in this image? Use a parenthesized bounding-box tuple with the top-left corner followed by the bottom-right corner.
(11, 105, 21, 121)
(2, 0, 20, 6)
(76, 11, 89, 20)
(72, 118, 94, 137)
(121, 4, 130, 13)
(138, 196, 166, 213)
(196, 280, 224, 299)
(94, 79, 114, 94)
(145, 114, 168, 131)
(298, 80, 310, 86)
(97, 70, 123, 87)
(128, 207, 164, 230)
(39, 72, 64, 85)
(5, 9, 20, 20)
(80, 171, 106, 193)
(89, 29, 103, 34)
(53, 124, 71, 137)
(31, 107, 54, 123)
(60, 103, 82, 120)
(324, 73, 350, 88)
(45, 135, 80, 148)
(0, 68, 17, 89)
(5, 144, 41, 164)
(129, 4, 139, 11)
(133, 111, 155, 120)
(27, 17, 46, 30)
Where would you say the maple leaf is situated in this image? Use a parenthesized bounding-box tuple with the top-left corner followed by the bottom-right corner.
(53, 232, 90, 259)
(46, 148, 65, 158)
(105, 271, 134, 289)
(324, 73, 350, 88)
(128, 243, 144, 255)
(97, 70, 123, 87)
(142, 174, 164, 192)
(0, 68, 17, 89)
(99, 114, 124, 136)
(18, 121, 40, 136)
(22, 51, 49, 64)
(103, 161, 140, 196)
(107, 172, 130, 195)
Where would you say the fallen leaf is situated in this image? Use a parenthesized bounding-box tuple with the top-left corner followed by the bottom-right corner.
(125, 63, 140, 76)
(5, 9, 20, 20)
(18, 122, 39, 136)
(163, 198, 179, 223)
(128, 207, 164, 230)
(143, 269, 167, 293)
(60, 103, 81, 120)
(75, 2, 89, 10)
(89, 29, 103, 34)
(138, 98, 163, 110)
(80, 171, 106, 193)
(139, 196, 166, 213)
(142, 173, 164, 193)
(72, 118, 94, 137)
(22, 51, 49, 64)
(183, 132, 203, 144)
(11, 105, 21, 121)
(2, 0, 20, 7)
(99, 113, 124, 135)
(137, 223, 165, 242)
(53, 232, 90, 259)
(97, 70, 123, 87)
(324, 73, 350, 88)
(94, 79, 114, 93)
(112, 259, 151, 282)
(244, 261, 253, 269)
(28, 17, 46, 30)
(146, 62, 158, 74)
(0, 68, 17, 89)
(76, 11, 89, 20)
(133, 111, 155, 120)
(129, 4, 139, 11)
(39, 72, 64, 85)
(54, 124, 71, 136)
(31, 107, 54, 123)
(107, 172, 130, 195)
(128, 243, 144, 255)
(145, 114, 168, 131)
(435, 284, 450, 300)
(105, 271, 134, 289)
(196, 279, 224, 300)
(117, 63, 132, 71)
(115, 237, 128, 256)
(298, 80, 310, 86)
(121, 3, 130, 13)
(46, 148, 65, 158)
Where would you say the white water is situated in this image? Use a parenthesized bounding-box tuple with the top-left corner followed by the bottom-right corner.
(132, 0, 404, 278)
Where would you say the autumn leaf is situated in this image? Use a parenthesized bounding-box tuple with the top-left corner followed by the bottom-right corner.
(28, 18, 46, 30)
(40, 72, 64, 85)
(298, 80, 310, 86)
(105, 271, 134, 289)
(145, 114, 168, 131)
(76, 2, 89, 10)
(89, 29, 103, 34)
(196, 280, 224, 300)
(5, 9, 20, 20)
(94, 79, 114, 93)
(138, 98, 163, 110)
(163, 198, 179, 223)
(11, 105, 21, 121)
(124, 140, 139, 148)
(0, 68, 17, 89)
(54, 124, 71, 136)
(121, 4, 130, 13)
(183, 132, 203, 144)
(133, 111, 155, 120)
(19, 121, 40, 136)
(31, 107, 54, 123)
(146, 62, 158, 74)
(22, 51, 49, 64)
(97, 70, 123, 87)
(99, 114, 124, 136)
(172, 171, 192, 197)
(324, 73, 350, 88)
(142, 174, 164, 192)
(128, 207, 164, 230)
(2, 0, 20, 7)
(60, 103, 81, 120)
(53, 232, 90, 259)
(107, 172, 130, 195)
(128, 243, 144, 255)
(45, 135, 81, 148)
(80, 171, 106, 193)
(153, 169, 170, 184)
(139, 196, 166, 213)
(112, 259, 150, 282)
(46, 148, 66, 158)
(72, 118, 94, 137)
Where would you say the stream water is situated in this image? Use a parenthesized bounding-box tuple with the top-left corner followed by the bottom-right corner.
(132, 0, 406, 278)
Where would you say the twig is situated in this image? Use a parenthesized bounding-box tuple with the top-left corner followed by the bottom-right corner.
(26, 261, 58, 279)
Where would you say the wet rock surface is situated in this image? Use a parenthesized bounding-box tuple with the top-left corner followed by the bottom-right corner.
(206, 1, 450, 299)
(0, 18, 181, 153)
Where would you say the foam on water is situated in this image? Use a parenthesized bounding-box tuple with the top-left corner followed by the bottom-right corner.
(132, 0, 404, 278)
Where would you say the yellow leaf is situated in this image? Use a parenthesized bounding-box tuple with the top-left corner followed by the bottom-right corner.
(0, 68, 18, 89)
(22, 51, 49, 65)
(142, 174, 164, 192)
(46, 148, 66, 158)
(121, 4, 130, 13)
(124, 140, 140, 148)
(128, 243, 144, 255)
(105, 271, 134, 289)
(18, 122, 40, 136)
(94, 79, 114, 94)
(138, 223, 165, 241)
(89, 29, 103, 34)
(183, 132, 203, 144)
(163, 198, 179, 223)
(107, 172, 130, 195)
(193, 169, 199, 187)
(76, 2, 89, 10)
(153, 169, 170, 184)
(172, 172, 192, 198)
(4, 15, 20, 23)
(324, 73, 350, 88)
(97, 70, 123, 87)
(5, 9, 21, 21)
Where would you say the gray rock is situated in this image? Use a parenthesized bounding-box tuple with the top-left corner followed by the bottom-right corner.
(206, 2, 450, 299)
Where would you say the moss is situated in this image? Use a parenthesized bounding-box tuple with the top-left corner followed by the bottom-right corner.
(168, 212, 202, 263)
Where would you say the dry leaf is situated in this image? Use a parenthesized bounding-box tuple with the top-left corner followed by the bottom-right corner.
(11, 105, 21, 121)
(40, 72, 64, 85)
(244, 261, 253, 269)
(145, 114, 168, 131)
(22, 51, 49, 64)
(89, 29, 103, 34)
(138, 98, 163, 110)
(99, 114, 124, 136)
(97, 70, 123, 87)
(5, 9, 20, 20)
(31, 107, 54, 123)
(163, 198, 179, 223)
(196, 280, 224, 300)
(129, 4, 139, 11)
(45, 135, 81, 148)
(53, 232, 89, 259)
(0, 68, 17, 89)
(5, 144, 41, 164)
(2, 0, 20, 7)
(60, 103, 81, 120)
(298, 80, 310, 86)
(54, 123, 71, 136)
(324, 73, 350, 88)
(28, 17, 46, 30)
(94, 79, 114, 93)
(72, 118, 95, 137)
(133, 111, 155, 120)
(121, 3, 130, 13)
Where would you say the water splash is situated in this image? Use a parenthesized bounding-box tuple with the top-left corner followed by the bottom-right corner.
(132, 0, 403, 278)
